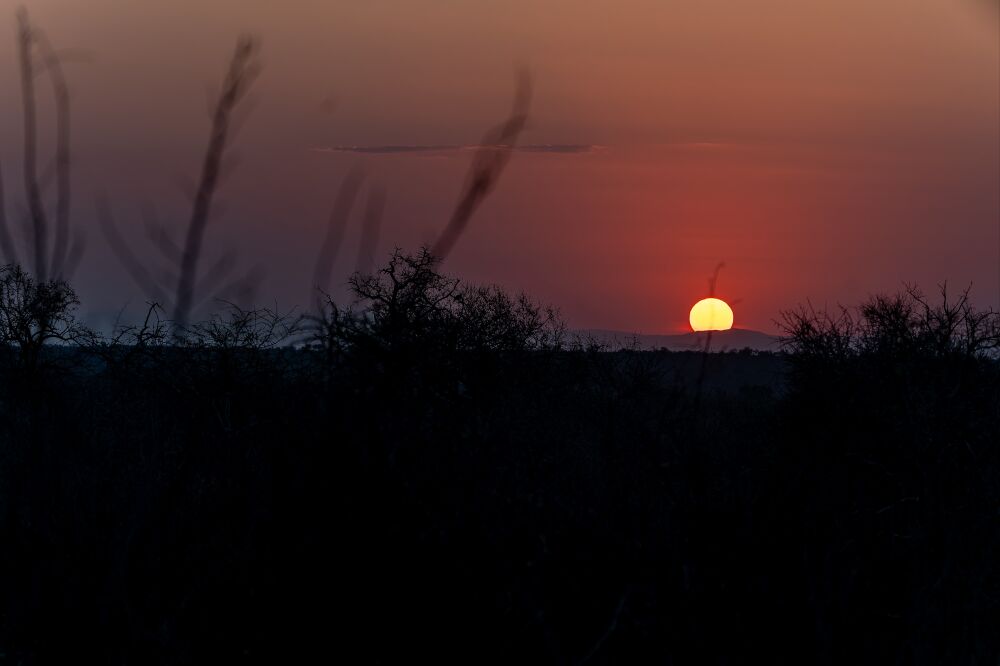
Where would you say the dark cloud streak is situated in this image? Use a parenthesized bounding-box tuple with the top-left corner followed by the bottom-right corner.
(312, 144, 602, 155)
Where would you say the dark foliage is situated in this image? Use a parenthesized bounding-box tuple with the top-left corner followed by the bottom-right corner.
(0, 264, 91, 376)
(0, 261, 997, 664)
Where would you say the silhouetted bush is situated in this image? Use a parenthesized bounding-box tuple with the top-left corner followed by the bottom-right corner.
(774, 286, 1000, 661)
(311, 247, 564, 354)
(0, 263, 90, 377)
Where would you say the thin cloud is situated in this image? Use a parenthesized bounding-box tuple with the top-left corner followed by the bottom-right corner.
(517, 144, 603, 153)
(312, 144, 458, 154)
(312, 143, 603, 155)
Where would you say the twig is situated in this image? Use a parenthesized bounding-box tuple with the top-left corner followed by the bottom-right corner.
(0, 162, 18, 265)
(35, 29, 72, 278)
(578, 588, 628, 664)
(97, 197, 171, 307)
(355, 184, 386, 277)
(311, 166, 365, 310)
(17, 8, 49, 280)
(173, 36, 260, 328)
(694, 262, 725, 407)
(431, 69, 531, 261)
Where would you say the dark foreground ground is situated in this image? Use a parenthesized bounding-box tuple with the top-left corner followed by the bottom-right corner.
(1, 342, 997, 665)
(1, 255, 998, 664)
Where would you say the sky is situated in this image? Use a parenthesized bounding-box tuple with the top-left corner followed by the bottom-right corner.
(0, 0, 997, 333)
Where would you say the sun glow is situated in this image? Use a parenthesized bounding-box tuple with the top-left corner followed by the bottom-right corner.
(689, 298, 734, 332)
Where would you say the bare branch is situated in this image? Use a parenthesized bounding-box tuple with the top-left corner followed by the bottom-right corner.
(198, 264, 265, 313)
(34, 28, 72, 278)
(173, 35, 260, 328)
(708, 262, 725, 297)
(17, 8, 49, 280)
(195, 248, 237, 297)
(311, 165, 365, 310)
(64, 227, 85, 278)
(141, 203, 182, 265)
(431, 68, 532, 261)
(355, 183, 386, 277)
(0, 161, 18, 265)
(97, 197, 171, 307)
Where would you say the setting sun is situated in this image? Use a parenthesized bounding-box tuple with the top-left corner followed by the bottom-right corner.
(689, 298, 734, 332)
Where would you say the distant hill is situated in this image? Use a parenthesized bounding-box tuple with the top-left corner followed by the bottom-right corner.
(575, 328, 782, 352)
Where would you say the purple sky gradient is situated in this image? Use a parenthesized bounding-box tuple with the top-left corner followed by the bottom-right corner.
(0, 0, 997, 333)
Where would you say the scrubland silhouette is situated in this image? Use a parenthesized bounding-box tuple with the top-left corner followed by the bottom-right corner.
(1, 254, 999, 664)
(1, 11, 998, 666)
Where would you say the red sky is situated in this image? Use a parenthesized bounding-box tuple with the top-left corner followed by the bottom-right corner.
(0, 0, 997, 333)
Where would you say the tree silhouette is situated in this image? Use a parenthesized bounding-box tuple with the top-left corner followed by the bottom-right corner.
(0, 263, 89, 374)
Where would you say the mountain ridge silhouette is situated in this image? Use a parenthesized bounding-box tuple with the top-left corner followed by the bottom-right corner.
(577, 327, 780, 351)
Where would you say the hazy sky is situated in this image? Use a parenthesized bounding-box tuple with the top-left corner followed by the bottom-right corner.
(0, 0, 997, 332)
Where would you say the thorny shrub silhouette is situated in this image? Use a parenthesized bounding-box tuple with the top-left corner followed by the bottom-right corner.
(1, 260, 999, 665)
(0, 263, 90, 377)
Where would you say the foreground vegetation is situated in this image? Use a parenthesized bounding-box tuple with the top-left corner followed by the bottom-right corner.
(0, 256, 998, 664)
